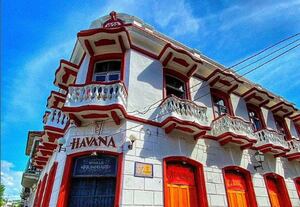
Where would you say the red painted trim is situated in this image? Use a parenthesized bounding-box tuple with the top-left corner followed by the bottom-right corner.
(81, 113, 109, 119)
(33, 181, 41, 207)
(36, 173, 48, 207)
(84, 40, 94, 56)
(259, 99, 270, 108)
(223, 166, 258, 207)
(57, 150, 123, 207)
(118, 35, 126, 53)
(165, 123, 176, 134)
(227, 84, 239, 94)
(85, 53, 124, 84)
(163, 156, 208, 207)
(41, 162, 58, 207)
(294, 177, 300, 198)
(94, 39, 116, 46)
(241, 87, 275, 100)
(158, 43, 203, 64)
(162, 52, 173, 67)
(172, 57, 190, 67)
(211, 88, 234, 119)
(263, 173, 292, 207)
(111, 111, 121, 125)
(187, 64, 197, 77)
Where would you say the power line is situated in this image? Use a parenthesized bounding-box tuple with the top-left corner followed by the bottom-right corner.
(61, 41, 300, 140)
(127, 33, 300, 115)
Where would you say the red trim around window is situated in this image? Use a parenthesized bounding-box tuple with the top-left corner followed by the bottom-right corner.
(163, 156, 208, 207)
(41, 162, 58, 207)
(163, 68, 191, 100)
(57, 150, 123, 207)
(211, 88, 234, 119)
(294, 177, 300, 198)
(36, 173, 48, 207)
(274, 116, 292, 140)
(222, 166, 258, 207)
(264, 173, 292, 207)
(85, 53, 125, 84)
(246, 103, 267, 130)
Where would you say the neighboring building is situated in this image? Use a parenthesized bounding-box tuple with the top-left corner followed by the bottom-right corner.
(21, 12, 300, 207)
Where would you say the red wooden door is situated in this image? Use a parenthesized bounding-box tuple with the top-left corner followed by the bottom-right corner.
(225, 172, 249, 207)
(166, 163, 198, 207)
(266, 178, 283, 207)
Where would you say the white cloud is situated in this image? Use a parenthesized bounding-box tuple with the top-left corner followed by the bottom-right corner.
(1, 160, 23, 200)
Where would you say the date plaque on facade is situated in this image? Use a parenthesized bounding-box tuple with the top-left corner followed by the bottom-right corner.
(134, 162, 153, 178)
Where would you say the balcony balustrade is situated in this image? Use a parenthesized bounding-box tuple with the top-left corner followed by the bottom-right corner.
(21, 161, 40, 188)
(254, 129, 289, 155)
(63, 82, 127, 124)
(157, 95, 210, 137)
(286, 139, 300, 161)
(44, 109, 69, 130)
(209, 114, 257, 148)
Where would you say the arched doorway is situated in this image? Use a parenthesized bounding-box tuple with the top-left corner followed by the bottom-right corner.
(223, 166, 257, 207)
(163, 157, 208, 207)
(264, 173, 291, 207)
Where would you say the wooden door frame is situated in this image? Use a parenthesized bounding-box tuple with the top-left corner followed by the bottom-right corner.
(264, 173, 292, 207)
(163, 156, 208, 207)
(57, 150, 123, 207)
(223, 166, 258, 207)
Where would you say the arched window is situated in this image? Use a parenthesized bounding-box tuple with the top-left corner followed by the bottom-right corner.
(163, 157, 208, 207)
(246, 104, 266, 131)
(211, 89, 233, 118)
(223, 166, 257, 207)
(264, 173, 292, 207)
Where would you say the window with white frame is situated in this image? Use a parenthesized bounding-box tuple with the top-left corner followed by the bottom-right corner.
(93, 60, 121, 82)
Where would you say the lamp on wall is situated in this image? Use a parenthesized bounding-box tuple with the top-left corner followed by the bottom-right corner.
(253, 151, 264, 171)
(128, 135, 137, 150)
(57, 137, 66, 152)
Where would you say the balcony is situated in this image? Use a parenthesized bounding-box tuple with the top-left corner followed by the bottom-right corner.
(157, 95, 210, 138)
(209, 114, 257, 148)
(21, 162, 40, 188)
(286, 139, 300, 161)
(44, 109, 69, 142)
(254, 129, 289, 155)
(63, 82, 127, 125)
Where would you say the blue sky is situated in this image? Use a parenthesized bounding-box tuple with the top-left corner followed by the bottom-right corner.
(1, 0, 300, 199)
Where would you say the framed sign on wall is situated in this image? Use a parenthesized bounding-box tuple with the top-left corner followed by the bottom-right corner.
(134, 162, 153, 178)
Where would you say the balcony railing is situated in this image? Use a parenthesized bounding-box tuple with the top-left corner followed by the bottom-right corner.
(254, 129, 289, 152)
(44, 109, 69, 130)
(21, 161, 40, 188)
(65, 82, 127, 108)
(286, 139, 300, 160)
(157, 95, 208, 126)
(210, 114, 257, 146)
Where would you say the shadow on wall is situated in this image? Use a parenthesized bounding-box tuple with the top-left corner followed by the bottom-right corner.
(137, 61, 162, 90)
(202, 140, 244, 169)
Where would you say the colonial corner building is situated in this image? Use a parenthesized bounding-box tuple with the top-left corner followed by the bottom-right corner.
(21, 12, 300, 207)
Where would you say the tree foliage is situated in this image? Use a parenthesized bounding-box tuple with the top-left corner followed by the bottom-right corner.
(0, 184, 5, 206)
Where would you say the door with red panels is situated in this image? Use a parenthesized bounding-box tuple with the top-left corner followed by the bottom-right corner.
(165, 162, 198, 207)
(224, 171, 250, 207)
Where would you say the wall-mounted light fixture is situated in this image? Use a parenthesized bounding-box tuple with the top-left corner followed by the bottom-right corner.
(253, 151, 264, 171)
(57, 137, 66, 152)
(128, 135, 137, 150)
